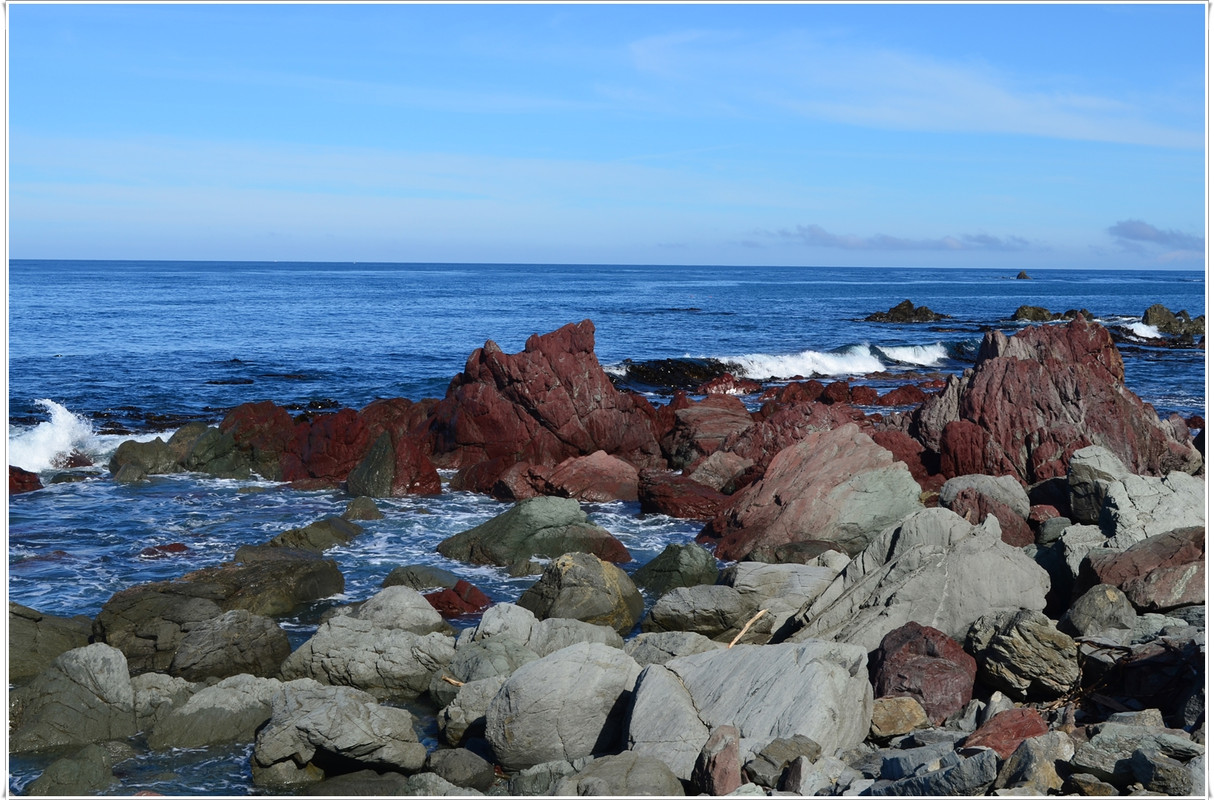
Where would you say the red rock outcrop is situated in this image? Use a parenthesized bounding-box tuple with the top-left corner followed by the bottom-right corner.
(425, 579, 492, 617)
(281, 407, 373, 485)
(423, 321, 665, 473)
(871, 621, 977, 725)
(912, 318, 1202, 483)
(10, 466, 42, 495)
(875, 384, 929, 407)
(639, 470, 732, 520)
(694, 374, 762, 396)
(945, 487, 1035, 547)
(219, 401, 297, 480)
(721, 400, 866, 473)
(661, 394, 754, 469)
(960, 708, 1048, 759)
(1084, 527, 1205, 612)
(544, 450, 639, 503)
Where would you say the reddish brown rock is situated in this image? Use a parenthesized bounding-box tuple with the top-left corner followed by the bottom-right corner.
(639, 470, 732, 520)
(759, 379, 824, 406)
(723, 401, 866, 473)
(1084, 527, 1204, 612)
(820, 380, 852, 405)
(219, 401, 297, 480)
(544, 450, 639, 503)
(139, 543, 190, 559)
(945, 487, 1035, 547)
(869, 429, 943, 494)
(360, 397, 436, 442)
(695, 374, 762, 396)
(691, 724, 743, 796)
(871, 621, 977, 725)
(876, 384, 929, 407)
(424, 321, 665, 472)
(281, 408, 373, 486)
(10, 466, 42, 495)
(1028, 505, 1061, 529)
(912, 318, 1202, 483)
(851, 385, 880, 405)
(662, 393, 755, 469)
(425, 579, 492, 617)
(698, 423, 923, 561)
(960, 708, 1048, 759)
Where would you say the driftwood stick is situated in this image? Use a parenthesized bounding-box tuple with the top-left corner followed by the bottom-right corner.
(441, 675, 465, 687)
(728, 608, 769, 648)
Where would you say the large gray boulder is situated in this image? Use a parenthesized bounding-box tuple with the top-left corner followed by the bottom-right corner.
(428, 636, 538, 708)
(169, 608, 291, 680)
(252, 682, 427, 789)
(132, 672, 197, 733)
(625, 631, 723, 667)
(1068, 445, 1132, 524)
(627, 640, 873, 781)
(642, 584, 756, 641)
(349, 585, 447, 634)
(632, 542, 719, 596)
(722, 561, 839, 636)
(784, 507, 1050, 652)
(485, 642, 642, 770)
(437, 496, 630, 571)
(457, 602, 624, 657)
(10, 643, 136, 753)
(8, 602, 92, 684)
(554, 751, 685, 796)
(279, 616, 456, 700)
(516, 552, 644, 634)
(147, 674, 295, 749)
(25, 743, 116, 797)
(1099, 471, 1205, 545)
(698, 424, 923, 561)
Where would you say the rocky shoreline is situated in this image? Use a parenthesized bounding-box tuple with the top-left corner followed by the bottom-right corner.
(8, 315, 1206, 796)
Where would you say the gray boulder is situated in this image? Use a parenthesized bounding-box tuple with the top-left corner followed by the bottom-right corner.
(438, 676, 508, 747)
(299, 770, 408, 795)
(627, 640, 873, 781)
(642, 584, 756, 641)
(280, 616, 456, 699)
(625, 631, 723, 667)
(10, 643, 136, 753)
(400, 772, 484, 795)
(744, 734, 823, 788)
(785, 508, 1050, 652)
(429, 636, 538, 708)
(632, 542, 719, 596)
(1070, 721, 1204, 788)
(864, 749, 998, 796)
(722, 561, 839, 635)
(8, 602, 92, 684)
(516, 552, 644, 634)
(169, 608, 291, 680)
(350, 584, 447, 634)
(484, 642, 642, 770)
(1101, 471, 1206, 545)
(252, 682, 427, 789)
(554, 751, 685, 796)
(26, 743, 115, 797)
(269, 515, 363, 553)
(1060, 584, 1137, 642)
(456, 602, 624, 657)
(427, 747, 497, 793)
(966, 609, 1080, 701)
(508, 758, 595, 796)
(383, 564, 460, 591)
(1068, 446, 1132, 524)
(781, 754, 863, 796)
(132, 672, 197, 733)
(436, 496, 629, 570)
(147, 673, 292, 749)
(940, 474, 1031, 519)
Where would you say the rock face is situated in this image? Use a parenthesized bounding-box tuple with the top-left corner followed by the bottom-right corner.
(870, 621, 977, 725)
(516, 552, 644, 634)
(1083, 527, 1205, 611)
(638, 470, 732, 520)
(484, 642, 642, 771)
(345, 430, 441, 497)
(554, 751, 686, 796)
(544, 450, 640, 502)
(632, 543, 719, 596)
(169, 609, 291, 681)
(783, 508, 1050, 653)
(627, 640, 873, 781)
(662, 394, 755, 469)
(10, 644, 136, 753)
(8, 602, 92, 683)
(911, 318, 1202, 483)
(698, 424, 923, 561)
(147, 674, 285, 749)
(437, 496, 630, 570)
(424, 320, 665, 472)
(939, 474, 1033, 547)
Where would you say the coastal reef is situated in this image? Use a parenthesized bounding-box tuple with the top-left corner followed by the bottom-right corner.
(9, 317, 1206, 796)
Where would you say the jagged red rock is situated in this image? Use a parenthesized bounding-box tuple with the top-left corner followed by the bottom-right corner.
(960, 708, 1048, 759)
(639, 470, 733, 520)
(10, 466, 42, 495)
(1083, 527, 1205, 612)
(871, 621, 977, 725)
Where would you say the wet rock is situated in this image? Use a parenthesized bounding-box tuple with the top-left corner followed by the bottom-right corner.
(9, 465, 43, 494)
(343, 495, 384, 520)
(699, 423, 923, 561)
(427, 747, 496, 793)
(1143, 304, 1205, 337)
(147, 674, 287, 749)
(269, 515, 363, 553)
(637, 469, 732, 519)
(871, 621, 977, 725)
(516, 552, 643, 634)
(8, 602, 92, 684)
(10, 643, 136, 753)
(168, 608, 290, 681)
(437, 496, 629, 569)
(628, 640, 873, 781)
(870, 697, 931, 740)
(280, 406, 374, 487)
(428, 637, 539, 708)
(1084, 527, 1205, 612)
(1013, 305, 1055, 322)
(252, 682, 427, 789)
(691, 724, 743, 795)
(632, 542, 719, 596)
(784, 507, 1050, 653)
(298, 769, 410, 796)
(346, 429, 441, 497)
(109, 436, 179, 477)
(695, 372, 763, 396)
(966, 610, 1080, 701)
(993, 729, 1075, 794)
(865, 300, 948, 323)
(383, 563, 460, 591)
(217, 400, 297, 480)
(26, 743, 115, 797)
(425, 579, 492, 617)
(544, 450, 640, 502)
(484, 642, 642, 770)
(554, 751, 685, 796)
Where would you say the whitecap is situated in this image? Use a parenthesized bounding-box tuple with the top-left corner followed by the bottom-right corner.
(874, 342, 949, 367)
(8, 400, 100, 472)
(727, 345, 884, 379)
(1126, 322, 1162, 339)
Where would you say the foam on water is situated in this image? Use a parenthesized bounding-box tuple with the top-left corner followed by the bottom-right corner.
(1125, 322, 1163, 339)
(874, 342, 950, 366)
(728, 344, 885, 379)
(8, 399, 102, 472)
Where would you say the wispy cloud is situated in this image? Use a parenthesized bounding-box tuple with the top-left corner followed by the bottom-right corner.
(775, 223, 1033, 252)
(1107, 219, 1203, 252)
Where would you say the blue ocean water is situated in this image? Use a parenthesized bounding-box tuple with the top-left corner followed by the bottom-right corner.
(6, 260, 1206, 795)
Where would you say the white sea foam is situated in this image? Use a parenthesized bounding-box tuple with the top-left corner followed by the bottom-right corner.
(1126, 322, 1162, 339)
(874, 342, 949, 367)
(729, 345, 885, 379)
(8, 400, 101, 472)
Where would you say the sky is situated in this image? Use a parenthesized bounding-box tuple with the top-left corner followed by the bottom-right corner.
(7, 2, 1208, 268)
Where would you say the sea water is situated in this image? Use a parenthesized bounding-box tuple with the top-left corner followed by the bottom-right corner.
(7, 260, 1206, 794)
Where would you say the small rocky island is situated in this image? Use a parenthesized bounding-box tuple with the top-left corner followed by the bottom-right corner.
(864, 299, 950, 323)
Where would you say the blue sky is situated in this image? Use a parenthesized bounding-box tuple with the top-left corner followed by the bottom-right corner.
(8, 3, 1207, 268)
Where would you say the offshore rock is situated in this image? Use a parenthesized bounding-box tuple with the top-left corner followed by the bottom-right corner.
(516, 552, 644, 634)
(484, 642, 642, 771)
(424, 320, 665, 471)
(109, 437, 179, 477)
(437, 496, 630, 569)
(699, 423, 923, 561)
(268, 515, 363, 553)
(346, 430, 441, 497)
(10, 465, 43, 494)
(871, 621, 977, 725)
(912, 318, 1202, 483)
(784, 508, 1049, 653)
(218, 400, 296, 480)
(627, 640, 872, 781)
(554, 751, 686, 796)
(8, 602, 92, 684)
(865, 299, 948, 323)
(281, 407, 374, 486)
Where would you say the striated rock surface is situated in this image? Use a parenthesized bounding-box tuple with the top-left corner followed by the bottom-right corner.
(169, 608, 291, 681)
(554, 751, 685, 796)
(544, 450, 639, 502)
(965, 610, 1080, 701)
(1083, 526, 1205, 612)
(8, 602, 92, 684)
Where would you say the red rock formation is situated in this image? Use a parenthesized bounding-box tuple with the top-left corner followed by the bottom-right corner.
(1084, 527, 1204, 612)
(945, 487, 1035, 547)
(872, 621, 977, 725)
(960, 708, 1048, 759)
(219, 401, 297, 477)
(425, 579, 492, 617)
(281, 408, 373, 485)
(9, 466, 42, 495)
(662, 394, 754, 469)
(875, 384, 928, 407)
(694, 374, 762, 396)
(638, 470, 732, 520)
(544, 450, 639, 503)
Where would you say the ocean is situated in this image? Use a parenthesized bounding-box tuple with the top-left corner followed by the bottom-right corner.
(6, 260, 1206, 794)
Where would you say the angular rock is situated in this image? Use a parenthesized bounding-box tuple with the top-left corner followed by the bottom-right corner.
(865, 748, 998, 796)
(438, 676, 506, 746)
(507, 757, 595, 796)
(627, 640, 873, 781)
(280, 616, 456, 700)
(691, 724, 743, 795)
(169, 608, 290, 680)
(437, 495, 629, 569)
(1085, 527, 1205, 612)
(642, 584, 755, 641)
(638, 470, 732, 520)
(625, 631, 722, 667)
(688, 450, 754, 493)
(217, 400, 297, 480)
(993, 729, 1076, 794)
(1129, 746, 1202, 795)
(545, 450, 640, 502)
(10, 643, 136, 753)
(269, 515, 363, 553)
(1070, 721, 1205, 787)
(554, 751, 685, 796)
(662, 394, 755, 470)
(1068, 445, 1133, 525)
(942, 486, 1034, 547)
(784, 507, 1050, 653)
(343, 495, 384, 520)
(722, 561, 839, 635)
(960, 708, 1049, 759)
(940, 474, 1031, 519)
(1099, 471, 1205, 544)
(429, 636, 538, 708)
(1060, 584, 1137, 641)
(744, 734, 823, 788)
(699, 423, 923, 561)
(632, 542, 719, 596)
(484, 642, 642, 770)
(10, 465, 43, 494)
(870, 697, 930, 740)
(383, 563, 460, 591)
(865, 300, 948, 323)
(132, 672, 196, 732)
(871, 621, 977, 725)
(966, 610, 1080, 701)
(109, 436, 179, 476)
(346, 430, 441, 497)
(350, 585, 448, 634)
(781, 754, 862, 796)
(280, 407, 373, 486)
(516, 552, 643, 634)
(147, 674, 287, 749)
(427, 747, 496, 793)
(8, 602, 92, 684)
(26, 743, 115, 797)
(425, 579, 492, 617)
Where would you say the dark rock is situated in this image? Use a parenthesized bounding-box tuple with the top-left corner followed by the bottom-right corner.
(632, 542, 719, 596)
(269, 515, 363, 553)
(1060, 583, 1137, 640)
(1016, 271, 1031, 280)
(343, 495, 383, 520)
(875, 384, 929, 407)
(10, 465, 43, 494)
(821, 380, 852, 404)
(216, 400, 297, 480)
(869, 429, 941, 493)
(169, 608, 291, 680)
(941, 486, 1034, 547)
(696, 373, 763, 396)
(298, 770, 410, 796)
(959, 707, 1049, 759)
(109, 437, 178, 476)
(147, 674, 281, 749)
(26, 743, 115, 796)
(863, 748, 998, 796)
(383, 564, 460, 591)
(865, 300, 949, 323)
(516, 552, 643, 634)
(8, 602, 92, 684)
(725, 398, 867, 473)
(138, 542, 190, 559)
(1013, 305, 1057, 322)
(427, 747, 496, 792)
(691, 724, 743, 795)
(181, 425, 250, 478)
(642, 584, 755, 641)
(1129, 746, 1200, 794)
(425, 579, 492, 617)
(852, 385, 880, 405)
(686, 450, 754, 493)
(615, 356, 737, 392)
(871, 621, 977, 725)
(744, 734, 822, 788)
(638, 469, 732, 519)
(1143, 304, 1205, 337)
